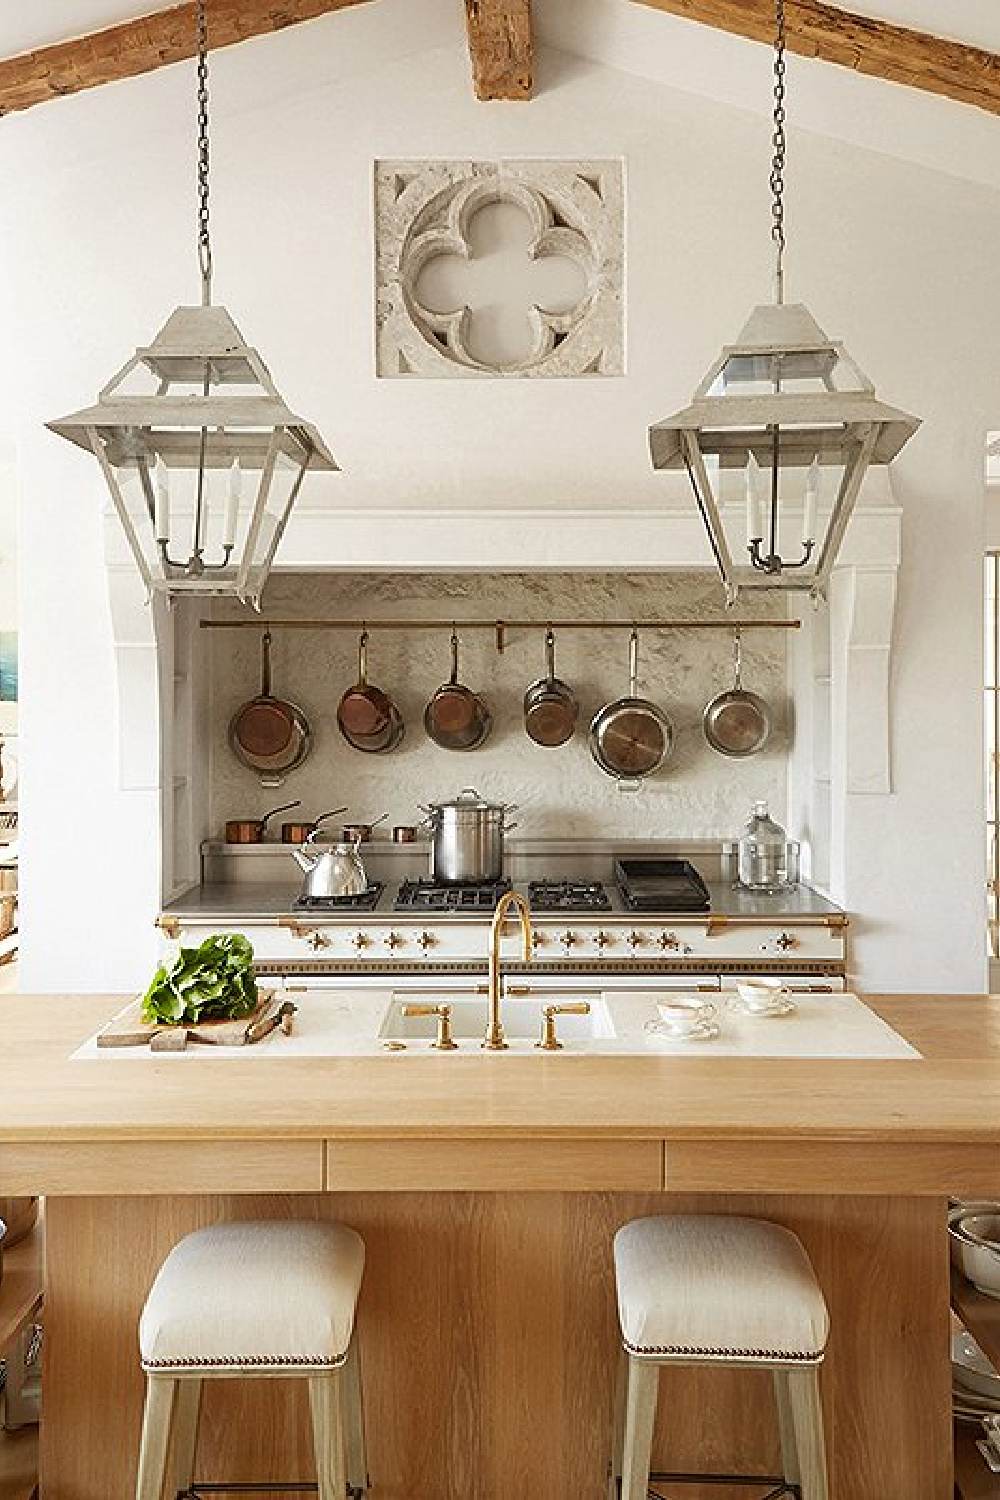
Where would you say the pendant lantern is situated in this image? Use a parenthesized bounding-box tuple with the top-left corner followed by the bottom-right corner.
(648, 0, 919, 602)
(47, 0, 336, 607)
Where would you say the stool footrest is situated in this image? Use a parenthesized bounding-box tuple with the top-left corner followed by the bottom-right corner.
(647, 1476, 799, 1500)
(181, 1486, 365, 1498)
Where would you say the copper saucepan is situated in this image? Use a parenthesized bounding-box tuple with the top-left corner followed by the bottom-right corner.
(424, 630, 492, 752)
(225, 800, 301, 844)
(229, 631, 312, 787)
(523, 628, 578, 748)
(337, 631, 404, 755)
(281, 807, 349, 844)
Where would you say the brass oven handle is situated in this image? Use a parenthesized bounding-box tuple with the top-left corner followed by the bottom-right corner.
(402, 1003, 458, 1051)
(536, 1002, 591, 1052)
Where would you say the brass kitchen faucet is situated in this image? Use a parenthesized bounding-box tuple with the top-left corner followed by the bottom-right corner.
(484, 890, 533, 1050)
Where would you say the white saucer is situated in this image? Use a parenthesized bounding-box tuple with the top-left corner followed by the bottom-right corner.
(729, 996, 797, 1019)
(644, 1019, 721, 1043)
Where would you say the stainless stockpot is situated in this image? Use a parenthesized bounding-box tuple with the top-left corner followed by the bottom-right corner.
(419, 788, 517, 884)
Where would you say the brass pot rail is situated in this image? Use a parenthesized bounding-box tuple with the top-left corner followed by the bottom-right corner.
(200, 617, 800, 653)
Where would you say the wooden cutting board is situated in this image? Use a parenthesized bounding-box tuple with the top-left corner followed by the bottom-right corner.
(96, 990, 278, 1050)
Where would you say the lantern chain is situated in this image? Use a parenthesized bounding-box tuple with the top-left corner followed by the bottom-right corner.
(196, 0, 213, 304)
(770, 0, 787, 305)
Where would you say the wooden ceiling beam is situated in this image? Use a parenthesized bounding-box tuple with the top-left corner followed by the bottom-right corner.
(464, 0, 532, 101)
(0, 0, 376, 117)
(632, 0, 1000, 118)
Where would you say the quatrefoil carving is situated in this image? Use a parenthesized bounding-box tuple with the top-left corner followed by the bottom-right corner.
(375, 160, 624, 379)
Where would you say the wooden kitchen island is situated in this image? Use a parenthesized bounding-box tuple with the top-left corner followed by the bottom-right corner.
(4, 993, 1000, 1500)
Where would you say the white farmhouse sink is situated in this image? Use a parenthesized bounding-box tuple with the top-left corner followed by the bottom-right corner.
(377, 994, 617, 1044)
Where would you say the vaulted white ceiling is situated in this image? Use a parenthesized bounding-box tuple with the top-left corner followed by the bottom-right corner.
(3, 1, 1000, 60)
(2, 1, 1000, 191)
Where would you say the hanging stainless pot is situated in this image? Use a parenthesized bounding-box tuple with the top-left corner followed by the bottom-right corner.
(703, 630, 772, 759)
(423, 631, 492, 752)
(589, 630, 674, 782)
(418, 788, 517, 884)
(523, 628, 578, 748)
(229, 631, 312, 787)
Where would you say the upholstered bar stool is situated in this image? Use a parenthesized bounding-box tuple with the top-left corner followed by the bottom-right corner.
(610, 1215, 830, 1500)
(135, 1220, 367, 1500)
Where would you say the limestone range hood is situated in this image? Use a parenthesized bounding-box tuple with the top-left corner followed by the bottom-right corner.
(99, 471, 903, 913)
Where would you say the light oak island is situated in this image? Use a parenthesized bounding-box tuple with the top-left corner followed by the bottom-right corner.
(3, 993, 1000, 1499)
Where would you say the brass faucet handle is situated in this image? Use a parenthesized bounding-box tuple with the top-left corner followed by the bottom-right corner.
(536, 1002, 591, 1052)
(401, 1003, 459, 1050)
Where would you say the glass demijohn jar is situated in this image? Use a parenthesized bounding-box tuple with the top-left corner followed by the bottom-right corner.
(737, 801, 800, 893)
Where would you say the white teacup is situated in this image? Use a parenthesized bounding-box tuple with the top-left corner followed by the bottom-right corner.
(655, 997, 718, 1036)
(734, 978, 791, 1014)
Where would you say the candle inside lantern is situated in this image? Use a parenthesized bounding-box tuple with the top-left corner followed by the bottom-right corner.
(745, 451, 764, 543)
(154, 457, 170, 544)
(224, 457, 241, 549)
(802, 457, 819, 547)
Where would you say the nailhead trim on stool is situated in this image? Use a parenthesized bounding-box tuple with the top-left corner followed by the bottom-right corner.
(609, 1214, 830, 1500)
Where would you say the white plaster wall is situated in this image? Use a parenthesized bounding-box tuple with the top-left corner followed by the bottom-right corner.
(0, 0, 994, 990)
(208, 572, 789, 840)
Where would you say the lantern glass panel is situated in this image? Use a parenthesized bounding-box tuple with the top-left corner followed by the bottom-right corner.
(712, 346, 863, 398)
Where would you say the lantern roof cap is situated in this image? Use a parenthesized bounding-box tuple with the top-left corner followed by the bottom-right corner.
(47, 303, 338, 472)
(648, 299, 920, 472)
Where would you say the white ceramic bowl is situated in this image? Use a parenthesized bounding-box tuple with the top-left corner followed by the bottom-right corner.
(950, 1210, 1000, 1298)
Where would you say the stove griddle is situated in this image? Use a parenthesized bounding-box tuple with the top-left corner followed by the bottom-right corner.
(615, 858, 711, 912)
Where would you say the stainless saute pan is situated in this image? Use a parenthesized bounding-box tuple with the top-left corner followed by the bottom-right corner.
(589, 630, 674, 781)
(703, 630, 772, 759)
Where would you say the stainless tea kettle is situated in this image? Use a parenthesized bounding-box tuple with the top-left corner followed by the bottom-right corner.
(290, 814, 387, 900)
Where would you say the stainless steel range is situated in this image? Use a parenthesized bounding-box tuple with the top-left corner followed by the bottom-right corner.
(161, 841, 849, 991)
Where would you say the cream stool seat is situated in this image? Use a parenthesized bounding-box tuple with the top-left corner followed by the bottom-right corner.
(136, 1220, 367, 1500)
(610, 1215, 830, 1500)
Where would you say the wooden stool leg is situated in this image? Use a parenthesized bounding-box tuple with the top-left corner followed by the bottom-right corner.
(785, 1365, 829, 1500)
(608, 1344, 627, 1500)
(169, 1378, 203, 1495)
(772, 1368, 801, 1485)
(619, 1356, 659, 1500)
(310, 1372, 348, 1500)
(135, 1376, 178, 1500)
(343, 1333, 368, 1495)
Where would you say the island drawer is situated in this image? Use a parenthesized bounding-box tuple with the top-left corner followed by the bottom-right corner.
(325, 1137, 663, 1191)
(0, 1139, 324, 1194)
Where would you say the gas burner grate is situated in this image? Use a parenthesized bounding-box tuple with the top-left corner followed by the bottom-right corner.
(527, 879, 611, 912)
(394, 879, 512, 912)
(295, 883, 383, 912)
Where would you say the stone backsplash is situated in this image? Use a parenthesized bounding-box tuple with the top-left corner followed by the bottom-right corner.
(208, 572, 791, 842)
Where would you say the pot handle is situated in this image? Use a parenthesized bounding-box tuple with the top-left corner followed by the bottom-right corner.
(732, 628, 743, 691)
(628, 628, 639, 698)
(307, 805, 349, 841)
(545, 627, 556, 685)
(458, 787, 484, 803)
(258, 799, 301, 836)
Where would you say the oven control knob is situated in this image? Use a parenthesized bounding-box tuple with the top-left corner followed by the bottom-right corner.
(776, 932, 797, 951)
(531, 930, 547, 949)
(595, 930, 614, 951)
(351, 932, 370, 952)
(560, 931, 578, 951)
(384, 931, 404, 950)
(307, 931, 331, 951)
(658, 932, 680, 951)
(627, 930, 647, 950)
(417, 931, 436, 952)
